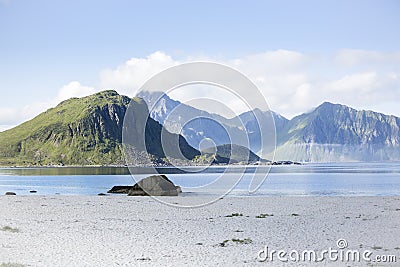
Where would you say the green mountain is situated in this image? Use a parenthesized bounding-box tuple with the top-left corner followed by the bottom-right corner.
(0, 90, 199, 166)
(3, 91, 397, 165)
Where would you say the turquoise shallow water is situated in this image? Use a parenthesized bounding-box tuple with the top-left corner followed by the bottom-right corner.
(0, 163, 399, 196)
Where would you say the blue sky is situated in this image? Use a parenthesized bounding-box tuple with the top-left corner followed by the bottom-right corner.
(0, 0, 399, 130)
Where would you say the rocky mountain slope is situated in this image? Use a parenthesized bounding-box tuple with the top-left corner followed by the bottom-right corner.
(139, 92, 400, 162)
(0, 90, 199, 166)
(138, 91, 285, 154)
(2, 90, 398, 165)
(275, 102, 400, 161)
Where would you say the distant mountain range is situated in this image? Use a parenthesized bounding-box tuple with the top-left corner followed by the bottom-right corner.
(137, 91, 285, 154)
(0, 91, 260, 166)
(276, 102, 400, 161)
(1, 90, 399, 166)
(139, 91, 400, 162)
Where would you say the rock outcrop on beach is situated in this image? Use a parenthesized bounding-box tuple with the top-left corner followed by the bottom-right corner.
(108, 175, 181, 196)
(128, 175, 180, 196)
(107, 185, 133, 194)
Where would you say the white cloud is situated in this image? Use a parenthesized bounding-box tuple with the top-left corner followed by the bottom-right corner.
(168, 84, 250, 118)
(0, 81, 96, 131)
(330, 72, 378, 93)
(96, 49, 400, 119)
(230, 50, 307, 74)
(2, 49, 400, 132)
(98, 49, 313, 118)
(226, 50, 400, 118)
(0, 107, 16, 125)
(227, 50, 313, 117)
(0, 101, 50, 131)
(54, 81, 96, 104)
(335, 49, 400, 67)
(99, 51, 178, 96)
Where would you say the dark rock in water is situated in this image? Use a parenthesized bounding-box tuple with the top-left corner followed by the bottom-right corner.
(128, 175, 179, 196)
(107, 185, 134, 194)
(5, 192, 16, 195)
(30, 190, 37, 193)
(97, 193, 107, 196)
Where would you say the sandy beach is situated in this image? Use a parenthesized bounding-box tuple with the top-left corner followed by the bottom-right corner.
(1, 195, 399, 266)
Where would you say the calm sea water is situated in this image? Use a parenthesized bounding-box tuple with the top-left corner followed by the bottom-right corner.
(0, 163, 399, 196)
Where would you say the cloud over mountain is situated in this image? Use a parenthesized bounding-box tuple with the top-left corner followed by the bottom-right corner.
(1, 49, 399, 132)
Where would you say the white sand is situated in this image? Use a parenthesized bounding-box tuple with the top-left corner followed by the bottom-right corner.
(0, 195, 399, 266)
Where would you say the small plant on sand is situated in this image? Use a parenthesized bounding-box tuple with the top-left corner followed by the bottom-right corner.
(1, 226, 19, 233)
(136, 257, 151, 261)
(232, 238, 253, 244)
(219, 238, 253, 247)
(219, 240, 230, 247)
(256, 213, 273, 218)
(225, 213, 243, 217)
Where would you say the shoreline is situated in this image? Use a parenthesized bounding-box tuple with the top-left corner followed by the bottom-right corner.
(3, 161, 400, 169)
(1, 195, 399, 266)
(0, 161, 304, 169)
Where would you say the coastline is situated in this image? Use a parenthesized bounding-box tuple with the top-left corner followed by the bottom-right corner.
(1, 195, 399, 266)
(0, 160, 300, 169)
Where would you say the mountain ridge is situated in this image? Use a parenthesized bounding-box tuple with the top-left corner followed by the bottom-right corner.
(275, 102, 400, 162)
(139, 91, 400, 162)
(0, 90, 263, 166)
(138, 91, 284, 154)
(0, 90, 200, 166)
(2, 90, 399, 165)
